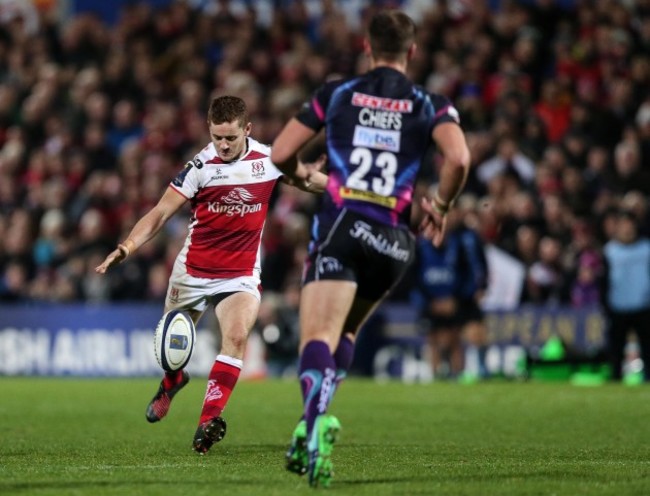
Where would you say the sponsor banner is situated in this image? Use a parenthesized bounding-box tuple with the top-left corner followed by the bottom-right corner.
(368, 304, 606, 381)
(382, 304, 606, 352)
(484, 306, 606, 352)
(0, 304, 606, 377)
(0, 304, 218, 377)
(339, 187, 396, 208)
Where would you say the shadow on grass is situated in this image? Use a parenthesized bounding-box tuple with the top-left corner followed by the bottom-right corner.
(337, 468, 642, 486)
(336, 475, 437, 486)
(0, 479, 285, 494)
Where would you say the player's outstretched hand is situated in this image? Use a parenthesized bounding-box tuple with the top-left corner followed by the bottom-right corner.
(95, 247, 127, 274)
(419, 196, 448, 247)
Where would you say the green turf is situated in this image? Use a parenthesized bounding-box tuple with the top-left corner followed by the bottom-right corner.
(1, 377, 649, 495)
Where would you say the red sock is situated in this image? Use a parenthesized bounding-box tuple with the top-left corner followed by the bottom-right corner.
(162, 369, 183, 390)
(199, 355, 242, 425)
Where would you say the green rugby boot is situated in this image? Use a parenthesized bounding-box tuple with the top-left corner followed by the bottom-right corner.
(286, 419, 308, 475)
(307, 415, 341, 488)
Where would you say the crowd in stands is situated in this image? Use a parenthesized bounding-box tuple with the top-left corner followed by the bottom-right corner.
(0, 0, 649, 315)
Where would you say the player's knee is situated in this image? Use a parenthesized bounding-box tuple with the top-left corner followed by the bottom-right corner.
(223, 328, 249, 353)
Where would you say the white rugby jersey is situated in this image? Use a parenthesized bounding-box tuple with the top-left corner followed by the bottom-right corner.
(169, 138, 282, 279)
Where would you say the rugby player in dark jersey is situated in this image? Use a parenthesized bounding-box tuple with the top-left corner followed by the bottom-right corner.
(271, 9, 471, 487)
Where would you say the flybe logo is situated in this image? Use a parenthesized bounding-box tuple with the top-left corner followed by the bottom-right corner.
(207, 187, 262, 217)
(353, 125, 400, 152)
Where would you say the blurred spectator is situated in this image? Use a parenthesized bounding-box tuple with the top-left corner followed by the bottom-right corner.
(534, 80, 571, 143)
(412, 202, 489, 380)
(541, 194, 572, 243)
(519, 115, 548, 161)
(526, 236, 566, 305)
(606, 139, 650, 195)
(475, 136, 536, 188)
(76, 208, 112, 255)
(513, 224, 541, 268)
(570, 250, 602, 308)
(107, 99, 144, 155)
(637, 100, 650, 165)
(0, 259, 29, 301)
(563, 217, 603, 309)
(32, 208, 69, 268)
(602, 210, 650, 381)
(620, 190, 650, 236)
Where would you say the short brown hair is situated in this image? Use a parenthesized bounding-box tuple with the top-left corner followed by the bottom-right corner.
(208, 96, 249, 127)
(368, 10, 416, 61)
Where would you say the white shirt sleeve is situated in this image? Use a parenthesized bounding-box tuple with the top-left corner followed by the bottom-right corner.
(170, 155, 204, 199)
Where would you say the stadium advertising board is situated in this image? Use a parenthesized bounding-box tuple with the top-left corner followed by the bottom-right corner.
(0, 305, 217, 376)
(368, 304, 606, 381)
(0, 304, 605, 377)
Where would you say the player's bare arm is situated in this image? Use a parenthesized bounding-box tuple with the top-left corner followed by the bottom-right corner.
(95, 187, 187, 274)
(419, 122, 471, 247)
(271, 118, 317, 182)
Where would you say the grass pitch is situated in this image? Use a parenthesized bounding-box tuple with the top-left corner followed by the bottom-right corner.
(1, 377, 649, 496)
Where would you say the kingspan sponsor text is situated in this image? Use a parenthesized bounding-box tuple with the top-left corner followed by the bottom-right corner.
(207, 202, 262, 216)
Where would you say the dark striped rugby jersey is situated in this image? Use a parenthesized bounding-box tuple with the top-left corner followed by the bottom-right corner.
(296, 67, 460, 231)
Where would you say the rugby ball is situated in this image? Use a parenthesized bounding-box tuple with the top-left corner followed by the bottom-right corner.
(154, 310, 195, 371)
